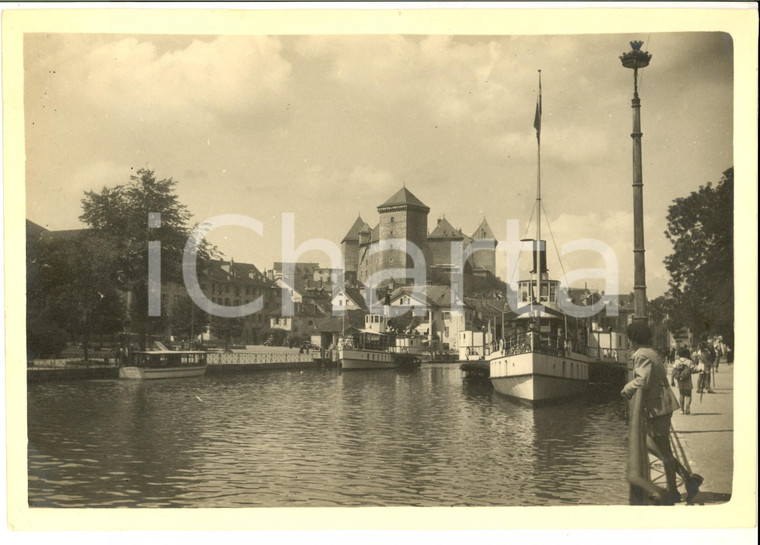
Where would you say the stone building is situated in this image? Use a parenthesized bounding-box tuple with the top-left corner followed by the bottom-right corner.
(341, 216, 371, 281)
(469, 217, 497, 277)
(201, 258, 277, 344)
(341, 187, 497, 291)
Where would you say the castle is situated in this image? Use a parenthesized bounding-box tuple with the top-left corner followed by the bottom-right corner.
(340, 186, 497, 289)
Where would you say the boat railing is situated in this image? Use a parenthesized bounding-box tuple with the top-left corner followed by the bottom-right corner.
(339, 334, 392, 352)
(489, 332, 569, 358)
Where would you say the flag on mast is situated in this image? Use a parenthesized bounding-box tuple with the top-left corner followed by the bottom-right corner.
(533, 71, 542, 139)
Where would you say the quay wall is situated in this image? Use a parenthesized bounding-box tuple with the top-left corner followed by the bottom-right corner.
(28, 365, 119, 382)
(27, 350, 330, 382)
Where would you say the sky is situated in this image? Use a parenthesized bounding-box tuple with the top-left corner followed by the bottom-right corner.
(23, 31, 734, 298)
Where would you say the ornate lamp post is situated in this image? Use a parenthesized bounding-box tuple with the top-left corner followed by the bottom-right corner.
(620, 41, 652, 324)
(621, 41, 654, 507)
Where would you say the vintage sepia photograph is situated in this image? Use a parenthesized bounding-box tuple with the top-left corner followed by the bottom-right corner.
(3, 3, 757, 535)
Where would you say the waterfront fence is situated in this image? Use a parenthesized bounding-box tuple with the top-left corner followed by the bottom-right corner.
(206, 351, 317, 366)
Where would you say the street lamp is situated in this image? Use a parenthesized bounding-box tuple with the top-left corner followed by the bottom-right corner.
(621, 41, 654, 507)
(620, 40, 652, 324)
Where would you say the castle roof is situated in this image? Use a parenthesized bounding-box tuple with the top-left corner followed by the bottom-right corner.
(472, 218, 495, 240)
(377, 186, 430, 212)
(341, 215, 371, 243)
(428, 217, 465, 240)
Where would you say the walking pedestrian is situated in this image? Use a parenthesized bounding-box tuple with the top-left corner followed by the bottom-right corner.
(692, 340, 716, 394)
(671, 347, 696, 415)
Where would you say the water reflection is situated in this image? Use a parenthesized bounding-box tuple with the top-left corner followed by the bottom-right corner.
(28, 366, 629, 507)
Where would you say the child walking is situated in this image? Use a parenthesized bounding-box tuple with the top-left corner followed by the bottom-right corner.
(671, 346, 696, 415)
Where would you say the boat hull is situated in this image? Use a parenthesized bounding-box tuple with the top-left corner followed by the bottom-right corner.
(118, 365, 207, 380)
(339, 348, 397, 370)
(488, 350, 589, 403)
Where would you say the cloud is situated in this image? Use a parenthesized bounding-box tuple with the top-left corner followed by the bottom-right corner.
(23, 32, 732, 294)
(51, 35, 292, 119)
(347, 165, 396, 191)
(26, 159, 129, 229)
(293, 35, 512, 125)
(541, 210, 672, 297)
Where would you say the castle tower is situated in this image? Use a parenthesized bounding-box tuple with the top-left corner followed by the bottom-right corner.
(341, 215, 371, 277)
(375, 186, 431, 285)
(428, 216, 465, 269)
(356, 223, 374, 285)
(469, 217, 496, 276)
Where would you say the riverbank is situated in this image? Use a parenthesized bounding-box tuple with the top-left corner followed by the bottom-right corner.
(669, 359, 733, 504)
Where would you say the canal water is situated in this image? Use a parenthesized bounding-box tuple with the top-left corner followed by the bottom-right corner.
(27, 365, 630, 507)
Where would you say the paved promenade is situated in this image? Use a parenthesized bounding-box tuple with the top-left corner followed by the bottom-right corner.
(668, 359, 734, 504)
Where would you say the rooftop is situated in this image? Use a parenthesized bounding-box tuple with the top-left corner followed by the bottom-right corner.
(377, 186, 430, 212)
(471, 218, 495, 240)
(341, 216, 372, 243)
(429, 217, 465, 240)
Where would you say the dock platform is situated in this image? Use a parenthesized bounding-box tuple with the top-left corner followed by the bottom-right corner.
(669, 360, 734, 504)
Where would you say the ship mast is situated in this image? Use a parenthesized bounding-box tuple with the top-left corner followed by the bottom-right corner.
(534, 70, 543, 314)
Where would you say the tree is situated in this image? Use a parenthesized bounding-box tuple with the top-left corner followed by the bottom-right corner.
(80, 169, 213, 348)
(647, 294, 671, 329)
(27, 229, 124, 359)
(663, 167, 733, 348)
(387, 309, 421, 335)
(169, 293, 210, 345)
(259, 327, 287, 347)
(210, 316, 244, 351)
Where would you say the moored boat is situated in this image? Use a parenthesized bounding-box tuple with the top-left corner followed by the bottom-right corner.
(487, 311, 591, 403)
(487, 72, 592, 404)
(337, 313, 402, 370)
(118, 347, 208, 379)
(338, 342, 397, 370)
